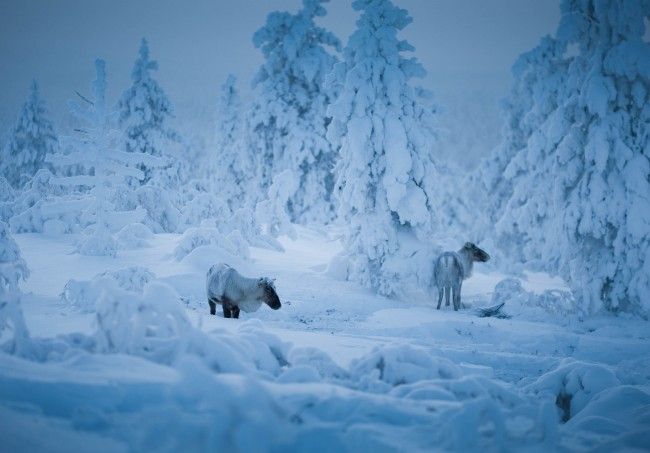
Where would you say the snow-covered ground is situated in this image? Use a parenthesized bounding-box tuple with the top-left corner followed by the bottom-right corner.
(2, 226, 649, 451)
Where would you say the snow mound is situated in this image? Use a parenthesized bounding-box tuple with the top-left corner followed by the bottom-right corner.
(174, 227, 250, 261)
(526, 360, 620, 422)
(115, 223, 153, 249)
(349, 344, 462, 392)
(61, 266, 157, 313)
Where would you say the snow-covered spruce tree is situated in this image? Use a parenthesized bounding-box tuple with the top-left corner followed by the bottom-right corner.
(247, 0, 340, 223)
(493, 0, 650, 315)
(214, 74, 250, 212)
(50, 59, 160, 256)
(480, 36, 569, 265)
(326, 0, 441, 296)
(0, 221, 31, 355)
(119, 38, 178, 182)
(1, 81, 58, 188)
(256, 169, 298, 244)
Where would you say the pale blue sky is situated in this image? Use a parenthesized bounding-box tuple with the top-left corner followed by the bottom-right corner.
(0, 0, 560, 135)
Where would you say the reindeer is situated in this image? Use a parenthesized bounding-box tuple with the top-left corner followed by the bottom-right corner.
(206, 263, 281, 319)
(433, 242, 490, 311)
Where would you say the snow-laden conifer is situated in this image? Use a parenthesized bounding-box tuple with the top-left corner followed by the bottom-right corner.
(1, 81, 58, 188)
(119, 39, 177, 181)
(247, 0, 340, 223)
(490, 0, 650, 314)
(326, 0, 441, 296)
(49, 59, 161, 256)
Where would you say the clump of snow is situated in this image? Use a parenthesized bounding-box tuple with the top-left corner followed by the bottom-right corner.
(349, 344, 462, 392)
(61, 266, 157, 313)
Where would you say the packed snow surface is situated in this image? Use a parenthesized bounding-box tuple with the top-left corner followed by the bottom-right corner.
(3, 226, 649, 452)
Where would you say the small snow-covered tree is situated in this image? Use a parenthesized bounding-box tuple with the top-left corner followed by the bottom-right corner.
(247, 0, 340, 223)
(491, 0, 650, 315)
(256, 169, 298, 243)
(119, 39, 178, 181)
(50, 59, 161, 256)
(0, 221, 31, 355)
(1, 81, 58, 188)
(214, 75, 249, 212)
(326, 0, 441, 296)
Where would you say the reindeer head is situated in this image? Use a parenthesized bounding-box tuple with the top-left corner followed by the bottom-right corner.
(258, 277, 281, 310)
(464, 242, 490, 262)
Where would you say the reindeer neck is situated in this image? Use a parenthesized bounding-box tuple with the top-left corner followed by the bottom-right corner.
(456, 248, 474, 279)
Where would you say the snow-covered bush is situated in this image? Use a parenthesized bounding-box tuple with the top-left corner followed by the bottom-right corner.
(115, 222, 153, 249)
(178, 188, 230, 231)
(326, 0, 442, 296)
(526, 360, 620, 422)
(0, 221, 31, 355)
(490, 278, 578, 318)
(287, 346, 348, 380)
(174, 227, 249, 261)
(119, 38, 179, 182)
(255, 169, 298, 241)
(61, 266, 157, 313)
(115, 184, 180, 233)
(484, 0, 650, 315)
(349, 344, 461, 392)
(0, 81, 58, 188)
(247, 0, 340, 222)
(94, 281, 191, 359)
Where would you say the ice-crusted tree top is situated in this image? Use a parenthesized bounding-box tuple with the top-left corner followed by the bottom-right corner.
(119, 39, 177, 157)
(1, 81, 58, 188)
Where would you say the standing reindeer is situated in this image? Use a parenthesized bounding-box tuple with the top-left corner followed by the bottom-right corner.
(206, 263, 281, 319)
(433, 242, 490, 311)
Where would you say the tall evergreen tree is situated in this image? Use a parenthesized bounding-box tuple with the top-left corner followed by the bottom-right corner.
(214, 74, 249, 212)
(489, 0, 650, 315)
(326, 0, 441, 296)
(247, 0, 340, 223)
(1, 81, 58, 188)
(119, 39, 177, 180)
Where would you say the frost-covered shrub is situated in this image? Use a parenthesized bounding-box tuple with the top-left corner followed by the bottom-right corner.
(491, 278, 578, 318)
(95, 281, 191, 359)
(0, 177, 15, 222)
(115, 222, 153, 249)
(0, 221, 31, 355)
(61, 266, 157, 313)
(231, 207, 284, 252)
(129, 185, 180, 233)
(179, 190, 230, 231)
(174, 227, 250, 261)
(526, 360, 620, 422)
(483, 0, 650, 315)
(349, 344, 461, 392)
(326, 0, 442, 296)
(255, 169, 297, 240)
(247, 0, 340, 223)
(0, 81, 58, 188)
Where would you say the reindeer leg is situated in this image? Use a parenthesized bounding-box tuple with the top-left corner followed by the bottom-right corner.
(437, 287, 443, 310)
(231, 306, 240, 319)
(222, 302, 232, 318)
(208, 298, 217, 316)
(445, 286, 451, 307)
(453, 283, 461, 311)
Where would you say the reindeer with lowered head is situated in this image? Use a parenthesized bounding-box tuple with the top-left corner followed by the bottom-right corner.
(206, 263, 281, 319)
(433, 242, 490, 311)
